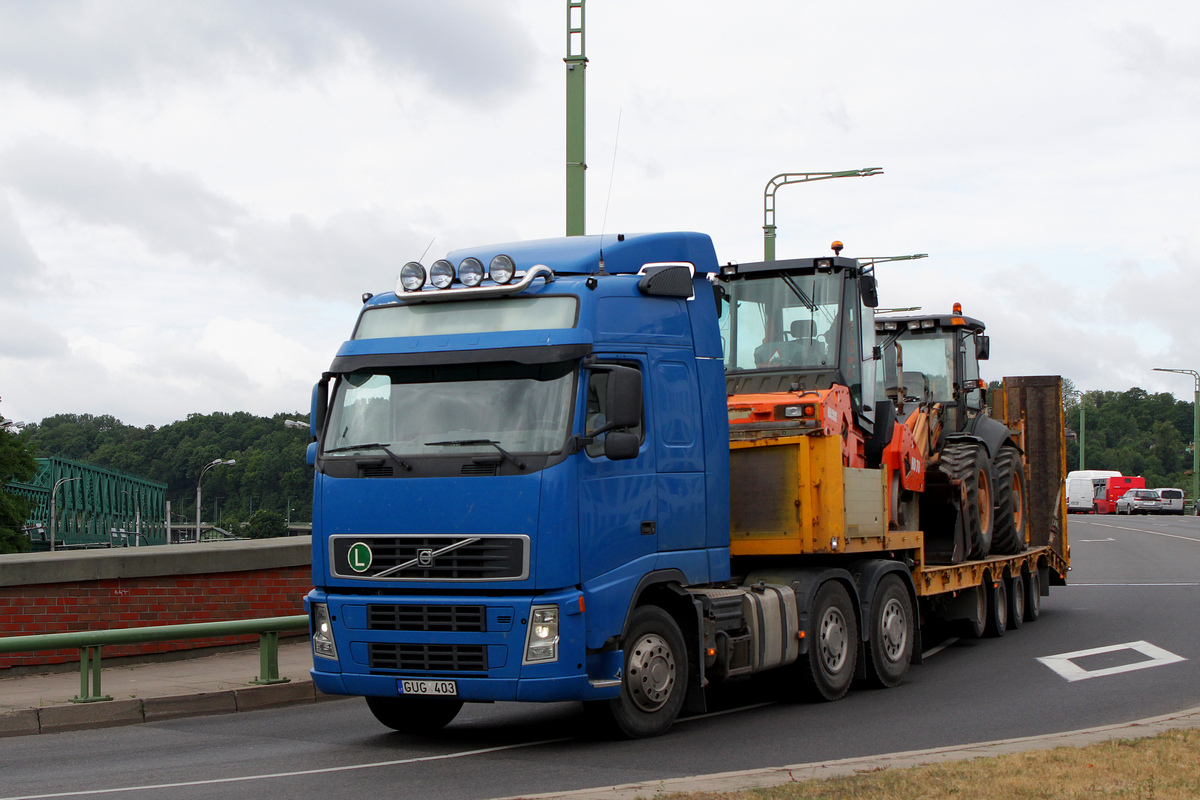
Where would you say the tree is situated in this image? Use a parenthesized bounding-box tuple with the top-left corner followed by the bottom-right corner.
(247, 509, 288, 539)
(0, 422, 37, 554)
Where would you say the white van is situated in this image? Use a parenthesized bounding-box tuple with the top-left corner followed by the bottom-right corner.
(1153, 488, 1185, 515)
(1065, 470, 1121, 514)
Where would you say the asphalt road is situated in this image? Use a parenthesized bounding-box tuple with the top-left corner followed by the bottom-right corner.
(4, 514, 1199, 800)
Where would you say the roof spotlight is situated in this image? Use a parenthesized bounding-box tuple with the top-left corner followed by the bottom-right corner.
(429, 259, 456, 290)
(458, 257, 485, 287)
(399, 262, 426, 292)
(489, 254, 516, 285)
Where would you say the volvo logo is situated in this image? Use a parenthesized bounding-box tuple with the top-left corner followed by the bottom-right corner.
(417, 548, 434, 567)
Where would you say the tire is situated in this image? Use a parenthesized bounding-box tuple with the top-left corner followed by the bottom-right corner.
(365, 695, 463, 733)
(961, 583, 987, 638)
(796, 581, 858, 701)
(592, 605, 688, 739)
(865, 575, 914, 689)
(941, 442, 994, 559)
(1006, 574, 1024, 630)
(991, 448, 1027, 555)
(984, 577, 1007, 638)
(1024, 569, 1041, 622)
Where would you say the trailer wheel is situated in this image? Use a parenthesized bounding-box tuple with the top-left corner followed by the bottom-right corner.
(798, 581, 858, 701)
(1006, 574, 1024, 630)
(865, 575, 913, 688)
(1024, 569, 1041, 622)
(365, 696, 463, 733)
(984, 578, 1007, 637)
(941, 442, 994, 559)
(991, 448, 1027, 555)
(593, 605, 688, 739)
(961, 582, 987, 638)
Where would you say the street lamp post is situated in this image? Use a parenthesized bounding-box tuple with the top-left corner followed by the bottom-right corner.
(196, 458, 235, 543)
(50, 476, 81, 552)
(763, 168, 883, 261)
(1153, 368, 1200, 508)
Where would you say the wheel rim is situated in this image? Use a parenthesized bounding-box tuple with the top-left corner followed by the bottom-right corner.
(1013, 578, 1025, 617)
(819, 606, 849, 672)
(879, 598, 908, 663)
(977, 468, 992, 532)
(627, 633, 676, 712)
(1011, 472, 1024, 531)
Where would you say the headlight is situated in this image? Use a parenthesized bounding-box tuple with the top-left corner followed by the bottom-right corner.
(398, 262, 426, 292)
(458, 257, 485, 287)
(430, 259, 456, 289)
(489, 254, 516, 285)
(312, 602, 338, 661)
(523, 605, 559, 664)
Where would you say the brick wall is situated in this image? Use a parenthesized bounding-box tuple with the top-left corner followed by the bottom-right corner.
(0, 539, 312, 670)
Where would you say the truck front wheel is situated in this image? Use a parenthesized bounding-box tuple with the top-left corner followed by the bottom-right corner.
(365, 695, 463, 733)
(591, 605, 688, 739)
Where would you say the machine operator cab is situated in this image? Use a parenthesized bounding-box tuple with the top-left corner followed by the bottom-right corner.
(716, 244, 881, 440)
(875, 303, 990, 435)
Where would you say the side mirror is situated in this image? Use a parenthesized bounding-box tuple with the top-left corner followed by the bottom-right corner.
(311, 377, 330, 441)
(712, 283, 727, 319)
(604, 431, 640, 461)
(605, 366, 642, 430)
(859, 274, 879, 308)
(975, 335, 990, 361)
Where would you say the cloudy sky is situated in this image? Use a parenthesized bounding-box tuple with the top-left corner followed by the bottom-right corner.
(1, 1, 1197, 429)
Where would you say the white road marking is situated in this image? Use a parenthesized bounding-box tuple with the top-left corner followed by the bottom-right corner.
(1037, 640, 1186, 683)
(1077, 537, 1115, 542)
(0, 738, 574, 800)
(1077, 521, 1200, 543)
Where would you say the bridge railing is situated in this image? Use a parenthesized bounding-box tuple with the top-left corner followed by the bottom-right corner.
(0, 615, 310, 703)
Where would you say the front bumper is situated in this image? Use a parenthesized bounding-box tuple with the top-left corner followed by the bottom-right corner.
(306, 588, 622, 703)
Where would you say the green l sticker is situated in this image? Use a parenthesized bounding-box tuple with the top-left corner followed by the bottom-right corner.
(348, 542, 373, 573)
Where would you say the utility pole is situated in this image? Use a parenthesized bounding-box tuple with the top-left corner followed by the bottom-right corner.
(565, 0, 587, 235)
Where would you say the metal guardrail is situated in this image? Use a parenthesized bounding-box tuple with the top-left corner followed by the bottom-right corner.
(0, 615, 310, 703)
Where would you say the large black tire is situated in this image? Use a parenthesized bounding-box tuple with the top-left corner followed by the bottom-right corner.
(991, 448, 1027, 555)
(864, 575, 914, 689)
(365, 695, 463, 733)
(961, 582, 987, 638)
(797, 581, 858, 701)
(941, 442, 994, 559)
(590, 605, 688, 739)
(984, 577, 1008, 638)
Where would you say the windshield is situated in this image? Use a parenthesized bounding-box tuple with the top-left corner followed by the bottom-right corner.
(323, 361, 576, 457)
(894, 331, 955, 403)
(721, 272, 844, 372)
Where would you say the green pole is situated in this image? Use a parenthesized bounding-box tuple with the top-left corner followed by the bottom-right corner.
(762, 169, 883, 261)
(565, 1, 587, 236)
(1079, 402, 1086, 471)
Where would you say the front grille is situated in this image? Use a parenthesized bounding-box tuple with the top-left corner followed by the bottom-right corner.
(330, 535, 528, 581)
(369, 643, 487, 672)
(368, 604, 485, 632)
(361, 464, 394, 478)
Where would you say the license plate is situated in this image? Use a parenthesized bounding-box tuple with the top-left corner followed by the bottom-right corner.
(399, 679, 458, 696)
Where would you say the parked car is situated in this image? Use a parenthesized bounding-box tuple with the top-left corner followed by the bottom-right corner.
(1116, 488, 1163, 515)
(1153, 488, 1186, 515)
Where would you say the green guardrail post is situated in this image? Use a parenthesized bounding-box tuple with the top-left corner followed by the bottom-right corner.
(73, 645, 112, 703)
(251, 630, 290, 685)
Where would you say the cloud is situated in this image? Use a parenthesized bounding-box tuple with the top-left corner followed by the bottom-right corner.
(0, 138, 243, 260)
(0, 1, 536, 102)
(0, 192, 46, 294)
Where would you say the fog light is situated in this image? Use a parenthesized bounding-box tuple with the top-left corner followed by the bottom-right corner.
(489, 254, 516, 285)
(458, 257, 485, 287)
(398, 262, 426, 292)
(523, 605, 559, 664)
(430, 259, 456, 289)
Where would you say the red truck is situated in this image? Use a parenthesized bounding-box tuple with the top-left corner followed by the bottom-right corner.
(1095, 475, 1145, 514)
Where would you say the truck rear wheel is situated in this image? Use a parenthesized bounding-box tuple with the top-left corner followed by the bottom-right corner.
(797, 581, 858, 701)
(365, 695, 463, 733)
(1024, 569, 1041, 621)
(1006, 574, 1024, 630)
(591, 605, 688, 739)
(865, 575, 913, 689)
(991, 448, 1027, 555)
(941, 442, 994, 559)
(984, 578, 1007, 637)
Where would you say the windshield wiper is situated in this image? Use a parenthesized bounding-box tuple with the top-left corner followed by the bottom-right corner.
(323, 442, 412, 472)
(425, 439, 526, 470)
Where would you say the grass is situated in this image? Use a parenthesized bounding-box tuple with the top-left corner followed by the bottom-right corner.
(647, 728, 1200, 800)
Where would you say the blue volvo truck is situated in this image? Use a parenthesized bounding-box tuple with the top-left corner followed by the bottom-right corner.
(306, 231, 1068, 738)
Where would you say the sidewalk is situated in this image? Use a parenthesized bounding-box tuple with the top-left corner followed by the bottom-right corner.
(0, 639, 338, 737)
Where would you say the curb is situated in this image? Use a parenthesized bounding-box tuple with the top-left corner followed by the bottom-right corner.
(0, 679, 347, 737)
(494, 705, 1200, 800)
